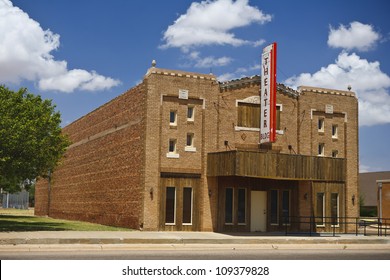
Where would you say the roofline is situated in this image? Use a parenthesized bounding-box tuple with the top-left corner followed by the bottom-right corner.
(298, 85, 356, 98)
(219, 75, 299, 98)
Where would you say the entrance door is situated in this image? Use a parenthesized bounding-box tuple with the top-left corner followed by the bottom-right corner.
(250, 191, 267, 232)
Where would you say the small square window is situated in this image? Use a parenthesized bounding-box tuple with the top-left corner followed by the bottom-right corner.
(170, 111, 177, 126)
(318, 143, 325, 156)
(318, 118, 324, 132)
(332, 124, 338, 138)
(332, 150, 338, 158)
(187, 106, 194, 121)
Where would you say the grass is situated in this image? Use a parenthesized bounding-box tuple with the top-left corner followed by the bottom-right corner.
(0, 208, 132, 232)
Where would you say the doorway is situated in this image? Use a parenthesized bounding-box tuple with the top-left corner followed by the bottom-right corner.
(250, 191, 267, 232)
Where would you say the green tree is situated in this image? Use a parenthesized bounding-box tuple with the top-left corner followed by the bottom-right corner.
(0, 86, 70, 193)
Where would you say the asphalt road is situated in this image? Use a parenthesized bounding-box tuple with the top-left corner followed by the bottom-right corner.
(1, 244, 390, 260)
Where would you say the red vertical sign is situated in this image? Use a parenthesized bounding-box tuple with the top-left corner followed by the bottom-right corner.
(260, 42, 277, 144)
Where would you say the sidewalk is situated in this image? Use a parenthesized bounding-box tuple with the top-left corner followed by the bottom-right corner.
(0, 230, 389, 246)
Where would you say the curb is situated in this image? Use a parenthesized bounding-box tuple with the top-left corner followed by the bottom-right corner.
(1, 237, 390, 246)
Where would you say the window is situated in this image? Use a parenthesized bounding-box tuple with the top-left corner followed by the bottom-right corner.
(316, 193, 325, 226)
(167, 139, 179, 158)
(332, 150, 338, 158)
(318, 118, 324, 132)
(318, 143, 325, 156)
(185, 133, 196, 152)
(165, 187, 176, 224)
(332, 124, 338, 139)
(183, 187, 193, 225)
(276, 105, 281, 131)
(270, 190, 279, 224)
(237, 103, 281, 130)
(331, 193, 339, 226)
(237, 102, 260, 128)
(169, 139, 176, 153)
(282, 190, 290, 225)
(237, 188, 246, 224)
(169, 110, 177, 126)
(187, 106, 195, 122)
(225, 188, 233, 224)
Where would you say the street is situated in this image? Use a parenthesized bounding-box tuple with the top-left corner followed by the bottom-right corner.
(1, 244, 390, 260)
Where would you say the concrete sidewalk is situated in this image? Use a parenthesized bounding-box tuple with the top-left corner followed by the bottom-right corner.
(0, 231, 389, 246)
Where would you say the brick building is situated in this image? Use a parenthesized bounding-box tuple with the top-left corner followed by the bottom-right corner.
(35, 63, 359, 233)
(377, 180, 390, 222)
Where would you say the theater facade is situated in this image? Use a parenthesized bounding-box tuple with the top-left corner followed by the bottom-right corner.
(35, 63, 359, 233)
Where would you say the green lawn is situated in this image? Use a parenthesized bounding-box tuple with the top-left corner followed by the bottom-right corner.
(0, 208, 132, 232)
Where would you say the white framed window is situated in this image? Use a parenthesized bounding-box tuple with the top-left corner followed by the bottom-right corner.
(332, 124, 338, 139)
(237, 188, 246, 225)
(182, 187, 193, 225)
(167, 139, 179, 158)
(169, 110, 177, 126)
(187, 106, 195, 122)
(318, 143, 325, 156)
(225, 188, 234, 225)
(185, 133, 196, 152)
(165, 187, 176, 225)
(282, 190, 290, 225)
(331, 193, 339, 227)
(316, 192, 325, 227)
(318, 118, 324, 133)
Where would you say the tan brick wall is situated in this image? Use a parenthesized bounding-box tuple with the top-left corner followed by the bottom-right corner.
(35, 84, 146, 229)
(35, 67, 359, 233)
(142, 68, 219, 231)
(298, 87, 359, 223)
(217, 82, 298, 154)
(380, 182, 390, 219)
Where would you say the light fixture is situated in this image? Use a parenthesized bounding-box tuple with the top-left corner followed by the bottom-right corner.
(150, 187, 154, 200)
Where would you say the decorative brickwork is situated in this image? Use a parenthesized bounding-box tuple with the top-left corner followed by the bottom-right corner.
(35, 66, 359, 233)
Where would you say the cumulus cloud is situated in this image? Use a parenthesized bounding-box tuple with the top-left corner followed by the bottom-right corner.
(188, 51, 233, 68)
(160, 0, 271, 51)
(39, 69, 120, 93)
(328, 21, 380, 51)
(0, 0, 120, 92)
(285, 52, 390, 126)
(218, 63, 260, 82)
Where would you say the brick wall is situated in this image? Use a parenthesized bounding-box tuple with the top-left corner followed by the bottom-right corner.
(380, 181, 390, 219)
(35, 84, 146, 229)
(142, 68, 219, 231)
(298, 87, 359, 223)
(217, 80, 298, 154)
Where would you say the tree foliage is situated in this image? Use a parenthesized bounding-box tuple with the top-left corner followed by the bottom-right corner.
(0, 86, 70, 193)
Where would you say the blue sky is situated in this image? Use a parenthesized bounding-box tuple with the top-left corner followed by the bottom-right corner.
(1, 0, 390, 172)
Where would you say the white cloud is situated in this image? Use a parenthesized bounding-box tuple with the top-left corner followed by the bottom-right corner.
(285, 52, 390, 126)
(188, 51, 233, 68)
(328, 21, 380, 51)
(218, 63, 260, 82)
(0, 0, 120, 92)
(253, 39, 266, 47)
(160, 0, 271, 51)
(39, 69, 120, 93)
